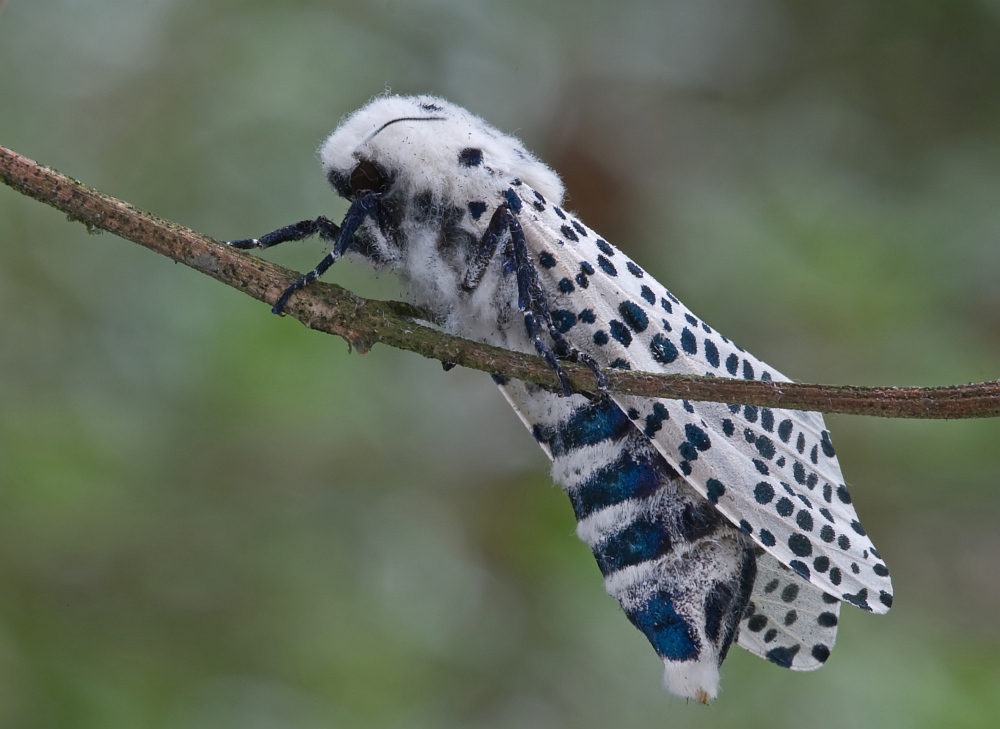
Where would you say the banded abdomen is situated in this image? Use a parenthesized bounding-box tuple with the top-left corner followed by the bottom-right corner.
(497, 380, 756, 702)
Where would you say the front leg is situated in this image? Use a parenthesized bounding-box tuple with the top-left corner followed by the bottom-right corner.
(463, 203, 606, 396)
(228, 216, 341, 250)
(229, 192, 382, 315)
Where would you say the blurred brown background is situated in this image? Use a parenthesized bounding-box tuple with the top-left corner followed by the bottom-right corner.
(2, 2, 1000, 727)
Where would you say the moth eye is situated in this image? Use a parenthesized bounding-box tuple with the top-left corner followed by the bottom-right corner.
(348, 160, 388, 197)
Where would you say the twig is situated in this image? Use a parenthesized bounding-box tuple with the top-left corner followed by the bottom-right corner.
(2, 142, 998, 419)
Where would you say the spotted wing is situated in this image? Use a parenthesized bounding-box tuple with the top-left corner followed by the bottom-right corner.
(738, 550, 841, 670)
(511, 183, 893, 615)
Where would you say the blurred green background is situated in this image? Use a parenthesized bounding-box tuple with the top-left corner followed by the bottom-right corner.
(2, 1, 1000, 727)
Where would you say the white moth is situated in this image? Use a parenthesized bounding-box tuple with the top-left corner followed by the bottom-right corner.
(230, 95, 892, 703)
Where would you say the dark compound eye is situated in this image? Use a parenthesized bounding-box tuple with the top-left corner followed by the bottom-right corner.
(348, 160, 389, 198)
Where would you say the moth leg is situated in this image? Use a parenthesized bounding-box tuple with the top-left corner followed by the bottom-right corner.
(458, 205, 570, 394)
(228, 216, 341, 250)
(502, 208, 608, 393)
(461, 206, 508, 292)
(488, 204, 576, 397)
(571, 350, 608, 390)
(270, 193, 381, 315)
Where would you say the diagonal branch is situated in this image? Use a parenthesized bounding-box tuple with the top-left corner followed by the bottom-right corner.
(2, 142, 999, 419)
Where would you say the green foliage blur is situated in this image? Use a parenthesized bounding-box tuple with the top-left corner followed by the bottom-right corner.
(2, 1, 1000, 727)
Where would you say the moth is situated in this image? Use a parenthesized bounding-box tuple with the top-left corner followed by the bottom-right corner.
(229, 95, 892, 703)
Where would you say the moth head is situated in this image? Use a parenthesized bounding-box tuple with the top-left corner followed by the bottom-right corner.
(319, 94, 565, 207)
(327, 158, 391, 201)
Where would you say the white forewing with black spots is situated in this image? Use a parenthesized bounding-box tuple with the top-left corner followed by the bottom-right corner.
(229, 94, 892, 703)
(516, 203, 893, 614)
(738, 550, 841, 670)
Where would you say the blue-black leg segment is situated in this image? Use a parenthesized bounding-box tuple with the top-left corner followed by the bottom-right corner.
(228, 216, 341, 250)
(500, 206, 608, 393)
(484, 207, 571, 395)
(461, 206, 509, 292)
(270, 193, 381, 315)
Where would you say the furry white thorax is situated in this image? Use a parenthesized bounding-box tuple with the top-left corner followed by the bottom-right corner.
(318, 95, 564, 348)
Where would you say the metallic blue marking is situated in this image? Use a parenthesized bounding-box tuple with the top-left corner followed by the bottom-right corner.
(626, 590, 700, 662)
(594, 514, 672, 575)
(533, 399, 632, 458)
(568, 450, 663, 520)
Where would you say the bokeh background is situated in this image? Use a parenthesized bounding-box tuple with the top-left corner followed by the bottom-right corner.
(2, 1, 1000, 727)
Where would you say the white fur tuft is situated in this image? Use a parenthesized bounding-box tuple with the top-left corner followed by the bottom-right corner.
(663, 658, 720, 704)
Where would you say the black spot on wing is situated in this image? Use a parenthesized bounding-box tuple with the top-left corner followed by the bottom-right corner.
(551, 310, 577, 333)
(597, 255, 617, 276)
(609, 320, 632, 347)
(754, 482, 774, 504)
(766, 644, 800, 668)
(726, 354, 739, 376)
(680, 328, 697, 354)
(704, 340, 720, 367)
(649, 334, 678, 364)
(560, 224, 579, 242)
(821, 430, 836, 457)
(618, 301, 649, 332)
(706, 478, 725, 504)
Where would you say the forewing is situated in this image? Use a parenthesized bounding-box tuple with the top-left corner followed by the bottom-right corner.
(513, 184, 892, 614)
(738, 550, 840, 670)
